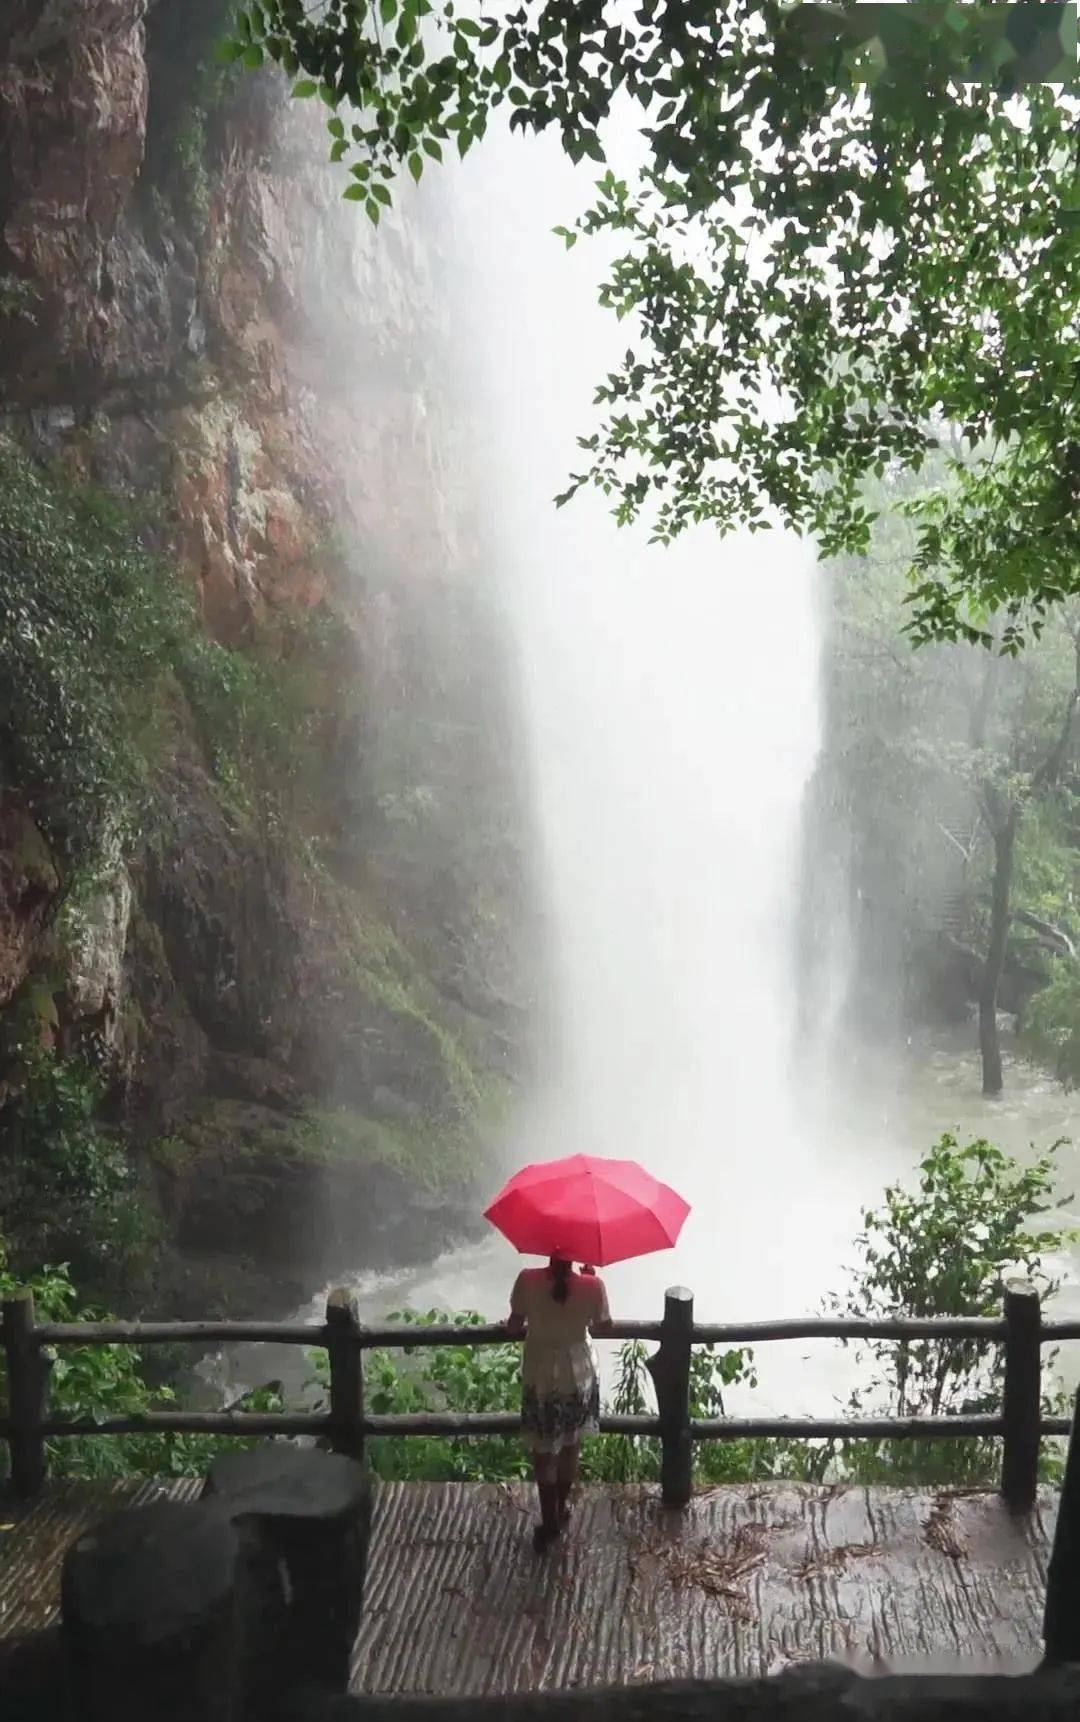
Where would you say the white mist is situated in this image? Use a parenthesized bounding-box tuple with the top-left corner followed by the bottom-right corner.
(434, 124, 871, 1408)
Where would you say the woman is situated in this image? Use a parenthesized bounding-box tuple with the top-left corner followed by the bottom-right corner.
(505, 1255, 613, 1551)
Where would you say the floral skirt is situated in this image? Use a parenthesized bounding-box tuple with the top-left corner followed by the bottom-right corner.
(520, 1342, 600, 1455)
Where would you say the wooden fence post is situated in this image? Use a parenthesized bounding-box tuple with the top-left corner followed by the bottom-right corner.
(3, 1291, 47, 1497)
(325, 1289, 365, 1464)
(645, 1286, 694, 1508)
(1001, 1279, 1041, 1515)
(1044, 1383, 1080, 1661)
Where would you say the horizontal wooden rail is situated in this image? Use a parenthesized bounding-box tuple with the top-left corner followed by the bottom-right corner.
(36, 1312, 1080, 1349)
(692, 1415, 1010, 1440)
(7, 1410, 1073, 1442)
(692, 1317, 1008, 1342)
(6, 1281, 1076, 1507)
(1042, 1322, 1080, 1341)
(0, 1411, 331, 1439)
(34, 1321, 329, 1347)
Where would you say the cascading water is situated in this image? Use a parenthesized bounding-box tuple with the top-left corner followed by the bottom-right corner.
(380, 124, 900, 1412)
(214, 116, 891, 1418)
(204, 71, 1080, 1427)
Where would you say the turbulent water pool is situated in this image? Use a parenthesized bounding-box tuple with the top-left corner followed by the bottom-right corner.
(213, 1034, 1079, 1422)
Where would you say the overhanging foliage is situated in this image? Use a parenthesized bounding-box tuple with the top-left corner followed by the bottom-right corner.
(227, 1, 1080, 650)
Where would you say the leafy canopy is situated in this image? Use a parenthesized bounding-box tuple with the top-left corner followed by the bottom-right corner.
(228, 2, 1080, 650)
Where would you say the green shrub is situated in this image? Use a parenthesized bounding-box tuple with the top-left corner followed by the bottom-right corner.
(0, 1250, 284, 1482)
(1023, 956, 1080, 1087)
(1, 444, 177, 857)
(0, 1047, 150, 1292)
(303, 1312, 757, 1486)
(0, 273, 40, 323)
(822, 1131, 1075, 1486)
(0, 437, 314, 865)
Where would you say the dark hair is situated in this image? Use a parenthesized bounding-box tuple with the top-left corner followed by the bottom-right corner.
(579, 1264, 596, 1276)
(549, 1256, 571, 1303)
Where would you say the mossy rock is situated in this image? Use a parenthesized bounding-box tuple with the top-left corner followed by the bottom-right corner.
(0, 974, 60, 1069)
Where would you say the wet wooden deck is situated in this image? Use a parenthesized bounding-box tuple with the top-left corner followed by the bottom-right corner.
(0, 1480, 1057, 1693)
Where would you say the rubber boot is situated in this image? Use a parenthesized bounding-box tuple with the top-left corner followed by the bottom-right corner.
(533, 1484, 561, 1551)
(557, 1480, 572, 1528)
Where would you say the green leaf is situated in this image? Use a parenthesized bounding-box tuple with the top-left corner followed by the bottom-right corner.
(328, 116, 345, 140)
(343, 184, 367, 201)
(380, 0, 396, 22)
(408, 152, 423, 183)
(242, 42, 264, 69)
(291, 79, 318, 98)
(371, 182, 392, 206)
(422, 136, 443, 162)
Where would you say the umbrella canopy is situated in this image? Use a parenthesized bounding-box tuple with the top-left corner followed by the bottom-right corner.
(483, 1153, 690, 1268)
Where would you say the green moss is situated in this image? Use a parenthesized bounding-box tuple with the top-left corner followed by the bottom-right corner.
(178, 1099, 293, 1163)
(0, 976, 60, 1071)
(294, 1104, 483, 1192)
(145, 1135, 198, 1174)
(342, 907, 485, 1120)
(0, 436, 328, 872)
(13, 815, 56, 883)
(155, 1093, 482, 1195)
(0, 273, 40, 324)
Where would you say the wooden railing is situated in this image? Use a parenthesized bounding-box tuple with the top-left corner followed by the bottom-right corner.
(3, 1277, 1077, 1510)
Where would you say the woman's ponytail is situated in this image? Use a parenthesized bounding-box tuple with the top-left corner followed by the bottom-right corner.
(550, 1256, 571, 1303)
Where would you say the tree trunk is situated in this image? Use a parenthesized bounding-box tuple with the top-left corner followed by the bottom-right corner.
(978, 807, 1018, 1096)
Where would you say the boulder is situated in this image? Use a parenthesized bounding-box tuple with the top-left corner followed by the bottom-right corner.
(204, 1444, 374, 1694)
(60, 1497, 267, 1722)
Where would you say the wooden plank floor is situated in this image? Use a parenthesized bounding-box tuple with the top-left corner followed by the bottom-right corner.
(351, 1483, 1057, 1694)
(0, 1480, 1058, 1693)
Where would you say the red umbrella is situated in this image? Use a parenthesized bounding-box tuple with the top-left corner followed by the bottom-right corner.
(483, 1154, 690, 1267)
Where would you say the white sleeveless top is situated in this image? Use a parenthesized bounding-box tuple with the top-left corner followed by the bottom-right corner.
(510, 1268, 610, 1389)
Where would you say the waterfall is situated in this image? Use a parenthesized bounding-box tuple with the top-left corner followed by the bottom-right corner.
(439, 124, 866, 1367)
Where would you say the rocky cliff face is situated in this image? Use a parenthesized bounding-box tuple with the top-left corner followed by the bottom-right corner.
(0, 0, 536, 1313)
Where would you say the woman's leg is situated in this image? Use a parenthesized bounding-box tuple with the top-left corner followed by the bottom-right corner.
(556, 1440, 579, 1525)
(531, 1450, 560, 1549)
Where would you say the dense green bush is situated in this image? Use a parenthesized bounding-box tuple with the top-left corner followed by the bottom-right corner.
(0, 437, 301, 863)
(0, 1048, 150, 1293)
(824, 1132, 1074, 1486)
(305, 1313, 759, 1485)
(1023, 957, 1080, 1088)
(0, 1249, 283, 1482)
(1, 442, 180, 857)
